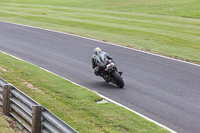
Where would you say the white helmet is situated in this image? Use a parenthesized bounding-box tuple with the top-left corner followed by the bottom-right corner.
(94, 47, 102, 55)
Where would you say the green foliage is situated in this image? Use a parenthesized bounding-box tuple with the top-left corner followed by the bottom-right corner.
(0, 52, 170, 132)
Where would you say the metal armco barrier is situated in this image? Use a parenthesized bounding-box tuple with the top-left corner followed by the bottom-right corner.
(0, 77, 78, 133)
(0, 77, 8, 107)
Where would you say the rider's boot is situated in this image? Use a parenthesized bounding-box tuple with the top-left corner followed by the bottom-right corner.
(117, 70, 123, 76)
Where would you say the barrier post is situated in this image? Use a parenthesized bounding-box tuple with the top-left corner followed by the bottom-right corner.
(32, 105, 41, 133)
(2, 84, 11, 116)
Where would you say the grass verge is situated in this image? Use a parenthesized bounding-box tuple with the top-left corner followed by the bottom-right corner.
(0, 52, 170, 133)
(0, 109, 22, 133)
(0, 0, 199, 64)
(0, 115, 14, 133)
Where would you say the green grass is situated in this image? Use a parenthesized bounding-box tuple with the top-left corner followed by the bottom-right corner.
(0, 1, 198, 132)
(0, 113, 15, 133)
(0, 52, 170, 133)
(0, 0, 200, 63)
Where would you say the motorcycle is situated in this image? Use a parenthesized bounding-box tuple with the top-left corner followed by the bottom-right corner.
(96, 58, 124, 88)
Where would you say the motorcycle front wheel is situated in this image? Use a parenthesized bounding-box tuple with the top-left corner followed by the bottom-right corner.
(111, 71, 124, 88)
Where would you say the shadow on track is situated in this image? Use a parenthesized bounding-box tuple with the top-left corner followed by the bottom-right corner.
(91, 81, 125, 90)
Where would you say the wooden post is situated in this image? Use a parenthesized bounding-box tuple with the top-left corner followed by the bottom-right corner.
(32, 105, 41, 133)
(2, 84, 11, 116)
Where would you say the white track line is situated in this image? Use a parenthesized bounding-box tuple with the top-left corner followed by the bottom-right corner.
(1, 20, 199, 67)
(1, 51, 177, 133)
(0, 21, 179, 132)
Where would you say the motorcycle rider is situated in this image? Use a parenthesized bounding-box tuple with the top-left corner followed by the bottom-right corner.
(91, 47, 122, 76)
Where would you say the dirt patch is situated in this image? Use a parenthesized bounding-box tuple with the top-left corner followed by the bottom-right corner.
(13, 75, 39, 91)
(0, 66, 7, 72)
(23, 81, 39, 90)
(0, 109, 23, 133)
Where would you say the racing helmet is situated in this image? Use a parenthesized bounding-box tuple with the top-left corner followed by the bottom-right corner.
(94, 47, 102, 55)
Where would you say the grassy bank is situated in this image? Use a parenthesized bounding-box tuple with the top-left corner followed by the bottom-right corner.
(0, 52, 170, 133)
(0, 115, 14, 133)
(0, 0, 200, 64)
(0, 109, 19, 133)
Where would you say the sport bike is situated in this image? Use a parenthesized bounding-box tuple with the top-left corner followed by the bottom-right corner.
(95, 58, 124, 88)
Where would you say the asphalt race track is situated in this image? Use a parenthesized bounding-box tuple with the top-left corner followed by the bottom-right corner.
(1, 21, 200, 133)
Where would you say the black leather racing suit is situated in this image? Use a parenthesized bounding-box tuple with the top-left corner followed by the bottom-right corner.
(91, 52, 113, 76)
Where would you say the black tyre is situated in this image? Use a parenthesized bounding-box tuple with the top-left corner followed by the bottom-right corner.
(111, 71, 124, 88)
